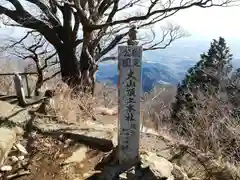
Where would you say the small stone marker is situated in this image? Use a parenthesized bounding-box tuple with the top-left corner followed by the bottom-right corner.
(13, 73, 26, 106)
(118, 45, 142, 165)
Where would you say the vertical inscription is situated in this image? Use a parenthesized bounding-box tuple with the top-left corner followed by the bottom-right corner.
(118, 46, 142, 164)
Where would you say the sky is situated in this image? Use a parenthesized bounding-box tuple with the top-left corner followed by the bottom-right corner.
(0, 1, 240, 72)
(1, 2, 240, 40)
(0, 1, 240, 60)
(167, 6, 240, 40)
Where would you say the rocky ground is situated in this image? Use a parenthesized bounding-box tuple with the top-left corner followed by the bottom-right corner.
(0, 100, 239, 180)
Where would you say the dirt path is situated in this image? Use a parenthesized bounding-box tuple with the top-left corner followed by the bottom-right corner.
(10, 134, 104, 180)
(0, 103, 172, 180)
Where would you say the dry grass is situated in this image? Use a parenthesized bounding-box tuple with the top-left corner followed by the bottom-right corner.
(141, 85, 176, 131)
(180, 99, 240, 164)
(142, 86, 240, 165)
(140, 86, 240, 180)
(94, 82, 117, 108)
(48, 81, 96, 123)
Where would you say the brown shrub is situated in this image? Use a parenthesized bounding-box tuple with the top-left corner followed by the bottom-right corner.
(143, 86, 240, 164)
(49, 81, 96, 123)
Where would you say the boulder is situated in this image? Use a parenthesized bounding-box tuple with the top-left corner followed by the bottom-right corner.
(63, 145, 88, 165)
(0, 101, 31, 126)
(141, 151, 173, 179)
(95, 107, 117, 116)
(0, 127, 17, 165)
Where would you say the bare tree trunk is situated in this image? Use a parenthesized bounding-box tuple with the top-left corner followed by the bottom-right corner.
(34, 63, 44, 96)
(89, 64, 98, 96)
(78, 47, 98, 96)
(56, 45, 97, 96)
(57, 46, 81, 87)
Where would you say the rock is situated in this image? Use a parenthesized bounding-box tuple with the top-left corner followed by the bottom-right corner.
(10, 156, 18, 163)
(126, 167, 143, 180)
(58, 154, 65, 158)
(64, 139, 72, 145)
(85, 121, 115, 131)
(14, 143, 28, 155)
(83, 171, 101, 178)
(64, 139, 72, 148)
(0, 101, 31, 126)
(0, 165, 12, 171)
(63, 146, 87, 164)
(44, 143, 51, 147)
(13, 126, 24, 137)
(0, 127, 17, 165)
(18, 156, 25, 161)
(83, 172, 91, 178)
(119, 172, 127, 179)
(73, 178, 81, 180)
(140, 163, 149, 169)
(79, 164, 84, 168)
(140, 126, 158, 135)
(141, 151, 173, 179)
(167, 175, 175, 180)
(95, 107, 117, 116)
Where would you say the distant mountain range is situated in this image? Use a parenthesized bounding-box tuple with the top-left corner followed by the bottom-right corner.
(96, 61, 192, 92)
(96, 38, 240, 92)
(1, 35, 239, 92)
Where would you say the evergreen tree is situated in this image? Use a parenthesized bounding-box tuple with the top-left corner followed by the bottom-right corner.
(171, 37, 233, 127)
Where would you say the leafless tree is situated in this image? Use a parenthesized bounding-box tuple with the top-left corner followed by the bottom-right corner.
(2, 31, 59, 96)
(0, 0, 237, 94)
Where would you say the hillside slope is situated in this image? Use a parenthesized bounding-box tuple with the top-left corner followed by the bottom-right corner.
(96, 62, 185, 92)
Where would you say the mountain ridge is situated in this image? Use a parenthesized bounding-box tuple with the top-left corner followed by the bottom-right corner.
(96, 61, 190, 92)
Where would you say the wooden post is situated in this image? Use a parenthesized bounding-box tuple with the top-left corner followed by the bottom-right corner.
(13, 73, 26, 107)
(24, 74, 31, 98)
(118, 45, 142, 165)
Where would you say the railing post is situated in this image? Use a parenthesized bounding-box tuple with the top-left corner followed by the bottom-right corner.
(13, 73, 27, 106)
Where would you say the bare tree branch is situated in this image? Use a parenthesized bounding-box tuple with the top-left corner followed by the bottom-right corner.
(143, 23, 188, 51)
(25, 0, 61, 27)
(2, 30, 58, 95)
(0, 0, 237, 90)
(88, 0, 234, 30)
(0, 1, 61, 46)
(96, 32, 128, 61)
